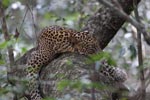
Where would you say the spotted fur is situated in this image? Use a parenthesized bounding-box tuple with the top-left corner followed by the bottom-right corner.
(25, 26, 101, 100)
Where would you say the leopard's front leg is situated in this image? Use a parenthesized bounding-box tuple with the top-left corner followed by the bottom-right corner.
(25, 50, 54, 100)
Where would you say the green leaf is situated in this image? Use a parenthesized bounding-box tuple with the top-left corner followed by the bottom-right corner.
(21, 47, 28, 53)
(92, 82, 107, 90)
(44, 13, 56, 20)
(2, 0, 11, 8)
(69, 80, 82, 90)
(65, 59, 73, 65)
(90, 52, 109, 61)
(0, 36, 16, 49)
(57, 80, 70, 91)
(129, 44, 137, 60)
(0, 59, 5, 65)
(86, 52, 116, 66)
(65, 12, 79, 20)
(0, 41, 9, 49)
(107, 56, 116, 66)
(0, 41, 13, 49)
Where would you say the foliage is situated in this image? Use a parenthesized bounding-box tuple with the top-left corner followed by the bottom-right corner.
(0, 0, 150, 100)
(87, 51, 116, 66)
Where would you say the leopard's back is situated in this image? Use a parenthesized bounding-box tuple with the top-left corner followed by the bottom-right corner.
(37, 26, 78, 53)
(37, 25, 101, 54)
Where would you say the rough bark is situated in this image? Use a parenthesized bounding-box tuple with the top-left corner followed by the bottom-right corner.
(83, 0, 140, 49)
(12, 53, 128, 99)
(8, 0, 142, 99)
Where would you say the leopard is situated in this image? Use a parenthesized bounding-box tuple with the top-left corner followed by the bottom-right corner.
(25, 25, 101, 100)
(25, 25, 127, 100)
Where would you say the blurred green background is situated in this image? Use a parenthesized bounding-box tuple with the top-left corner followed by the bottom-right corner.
(0, 0, 150, 99)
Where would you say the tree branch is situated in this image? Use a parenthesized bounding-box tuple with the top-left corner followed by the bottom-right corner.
(0, 3, 15, 66)
(97, 0, 150, 46)
(83, 0, 141, 49)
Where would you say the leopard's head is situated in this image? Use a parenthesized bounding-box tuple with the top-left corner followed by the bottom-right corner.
(74, 31, 101, 55)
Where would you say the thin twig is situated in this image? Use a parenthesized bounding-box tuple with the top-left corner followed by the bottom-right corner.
(19, 8, 33, 43)
(0, 3, 15, 66)
(133, 0, 145, 99)
(26, 4, 37, 40)
(19, 8, 28, 31)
